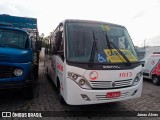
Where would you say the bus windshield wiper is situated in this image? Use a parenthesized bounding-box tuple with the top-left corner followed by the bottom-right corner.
(105, 33, 131, 66)
(105, 34, 112, 55)
(89, 31, 98, 67)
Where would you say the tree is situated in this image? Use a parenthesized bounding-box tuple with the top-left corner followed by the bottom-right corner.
(39, 33, 45, 47)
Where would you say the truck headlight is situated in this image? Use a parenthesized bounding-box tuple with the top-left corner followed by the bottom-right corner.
(68, 72, 92, 89)
(14, 69, 23, 76)
(132, 72, 142, 86)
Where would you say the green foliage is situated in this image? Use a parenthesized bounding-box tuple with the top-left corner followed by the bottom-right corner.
(39, 33, 48, 47)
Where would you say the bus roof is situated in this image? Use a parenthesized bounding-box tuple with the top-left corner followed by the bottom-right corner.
(63, 19, 125, 28)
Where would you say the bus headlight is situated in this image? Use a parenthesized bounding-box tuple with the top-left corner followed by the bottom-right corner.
(77, 77, 92, 89)
(14, 69, 23, 76)
(67, 72, 79, 80)
(68, 72, 72, 78)
(68, 72, 92, 89)
(78, 79, 85, 86)
(72, 74, 78, 80)
(132, 72, 142, 86)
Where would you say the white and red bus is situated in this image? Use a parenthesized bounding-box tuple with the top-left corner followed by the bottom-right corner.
(45, 20, 143, 105)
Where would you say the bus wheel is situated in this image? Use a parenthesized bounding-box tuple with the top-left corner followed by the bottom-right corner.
(57, 81, 67, 105)
(152, 75, 160, 85)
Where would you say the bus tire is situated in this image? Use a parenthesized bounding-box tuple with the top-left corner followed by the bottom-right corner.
(152, 75, 160, 85)
(57, 80, 67, 105)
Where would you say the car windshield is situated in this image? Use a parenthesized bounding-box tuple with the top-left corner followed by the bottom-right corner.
(0, 28, 28, 49)
(66, 22, 138, 64)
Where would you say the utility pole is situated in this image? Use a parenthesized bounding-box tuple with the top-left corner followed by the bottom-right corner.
(144, 38, 146, 48)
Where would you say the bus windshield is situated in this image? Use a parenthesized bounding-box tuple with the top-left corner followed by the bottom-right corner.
(0, 28, 28, 49)
(66, 22, 138, 64)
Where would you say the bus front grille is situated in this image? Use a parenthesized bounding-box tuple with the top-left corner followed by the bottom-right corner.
(90, 79, 132, 89)
(0, 66, 14, 79)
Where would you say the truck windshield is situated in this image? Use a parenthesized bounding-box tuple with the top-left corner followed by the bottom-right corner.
(66, 22, 138, 64)
(0, 28, 28, 49)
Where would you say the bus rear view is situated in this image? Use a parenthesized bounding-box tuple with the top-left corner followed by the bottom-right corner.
(45, 20, 143, 105)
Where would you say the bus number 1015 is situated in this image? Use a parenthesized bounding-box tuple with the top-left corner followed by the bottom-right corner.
(119, 72, 132, 78)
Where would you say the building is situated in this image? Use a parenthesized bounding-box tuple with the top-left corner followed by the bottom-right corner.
(135, 46, 146, 60)
(135, 46, 160, 60)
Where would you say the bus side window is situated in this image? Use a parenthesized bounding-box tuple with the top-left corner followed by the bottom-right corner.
(51, 30, 61, 55)
(51, 33, 55, 55)
(59, 32, 64, 52)
(45, 43, 49, 55)
(53, 30, 64, 60)
(57, 31, 64, 60)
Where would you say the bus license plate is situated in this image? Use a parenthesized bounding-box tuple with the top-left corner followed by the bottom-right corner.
(106, 92, 121, 98)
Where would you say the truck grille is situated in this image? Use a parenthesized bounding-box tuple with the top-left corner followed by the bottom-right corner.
(0, 66, 14, 78)
(0, 55, 11, 62)
(90, 79, 132, 89)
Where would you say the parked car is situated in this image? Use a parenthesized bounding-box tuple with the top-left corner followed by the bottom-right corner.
(141, 52, 160, 85)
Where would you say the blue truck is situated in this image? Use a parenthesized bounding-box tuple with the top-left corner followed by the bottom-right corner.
(0, 14, 41, 99)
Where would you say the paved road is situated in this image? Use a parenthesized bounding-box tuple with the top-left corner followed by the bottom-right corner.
(0, 62, 160, 120)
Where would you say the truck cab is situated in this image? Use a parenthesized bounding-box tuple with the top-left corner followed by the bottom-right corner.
(0, 14, 41, 99)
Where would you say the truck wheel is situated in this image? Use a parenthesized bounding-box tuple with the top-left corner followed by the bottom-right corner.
(24, 72, 35, 99)
(57, 81, 67, 105)
(24, 85, 34, 99)
(34, 65, 39, 80)
(34, 70, 38, 80)
(152, 76, 160, 85)
(46, 67, 48, 75)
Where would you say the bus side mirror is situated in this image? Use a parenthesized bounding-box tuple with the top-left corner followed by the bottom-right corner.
(35, 41, 42, 51)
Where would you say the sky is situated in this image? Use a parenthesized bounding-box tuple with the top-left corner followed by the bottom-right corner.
(0, 0, 160, 47)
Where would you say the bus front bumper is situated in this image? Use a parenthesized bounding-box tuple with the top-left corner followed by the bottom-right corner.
(65, 78, 143, 105)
